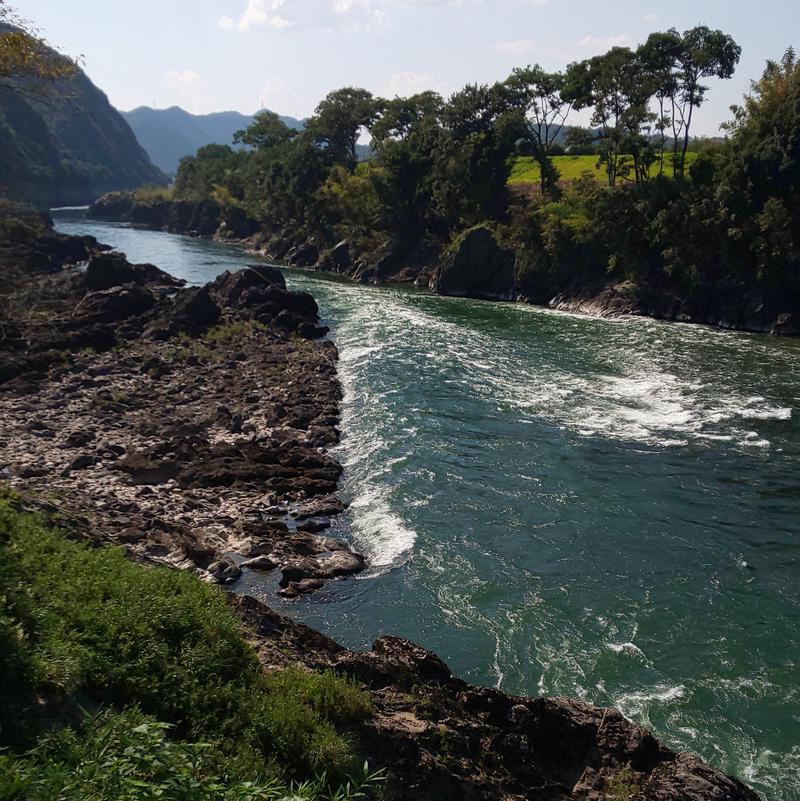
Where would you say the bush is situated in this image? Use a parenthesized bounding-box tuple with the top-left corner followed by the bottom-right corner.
(0, 498, 374, 785)
(0, 708, 384, 801)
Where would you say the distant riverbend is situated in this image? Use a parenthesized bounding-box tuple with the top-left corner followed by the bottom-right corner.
(55, 209, 800, 801)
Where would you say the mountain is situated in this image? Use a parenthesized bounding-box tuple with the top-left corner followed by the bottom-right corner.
(0, 25, 165, 207)
(123, 106, 305, 175)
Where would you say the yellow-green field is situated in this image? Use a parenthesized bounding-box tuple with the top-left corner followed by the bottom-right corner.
(508, 153, 699, 185)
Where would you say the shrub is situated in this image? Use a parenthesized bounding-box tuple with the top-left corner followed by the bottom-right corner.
(0, 498, 373, 785)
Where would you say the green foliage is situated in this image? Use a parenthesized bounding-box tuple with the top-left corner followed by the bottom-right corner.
(306, 88, 381, 171)
(0, 709, 384, 801)
(0, 2, 77, 89)
(0, 498, 373, 786)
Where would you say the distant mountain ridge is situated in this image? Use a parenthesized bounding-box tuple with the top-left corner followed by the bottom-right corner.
(0, 24, 165, 207)
(123, 106, 304, 175)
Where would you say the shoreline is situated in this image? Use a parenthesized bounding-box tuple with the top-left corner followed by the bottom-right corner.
(83, 195, 799, 338)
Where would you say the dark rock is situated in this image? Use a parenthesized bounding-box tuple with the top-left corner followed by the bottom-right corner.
(68, 454, 97, 471)
(241, 555, 278, 571)
(156, 286, 221, 337)
(319, 550, 365, 578)
(329, 240, 352, 271)
(65, 430, 96, 448)
(207, 556, 242, 584)
(85, 252, 139, 291)
(281, 558, 322, 584)
(286, 242, 319, 267)
(88, 192, 135, 221)
(434, 227, 516, 301)
(78, 283, 157, 324)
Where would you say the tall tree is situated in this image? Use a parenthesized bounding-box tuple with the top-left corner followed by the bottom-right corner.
(564, 48, 654, 186)
(503, 65, 572, 195)
(670, 26, 741, 176)
(638, 31, 682, 176)
(370, 92, 444, 234)
(434, 82, 521, 226)
(307, 87, 381, 171)
(233, 110, 296, 151)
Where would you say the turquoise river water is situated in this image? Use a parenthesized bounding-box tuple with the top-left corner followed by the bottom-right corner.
(54, 210, 800, 800)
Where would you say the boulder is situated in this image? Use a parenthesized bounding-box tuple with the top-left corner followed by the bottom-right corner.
(85, 252, 139, 291)
(167, 286, 221, 336)
(329, 240, 352, 271)
(207, 556, 242, 584)
(241, 554, 278, 571)
(319, 550, 365, 578)
(78, 284, 157, 323)
(434, 226, 516, 301)
(286, 243, 319, 267)
(281, 558, 322, 584)
(87, 192, 134, 221)
(211, 266, 286, 308)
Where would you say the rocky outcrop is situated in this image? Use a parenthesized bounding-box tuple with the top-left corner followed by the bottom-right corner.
(549, 279, 800, 336)
(231, 594, 760, 801)
(0, 212, 361, 595)
(89, 193, 229, 238)
(433, 226, 516, 301)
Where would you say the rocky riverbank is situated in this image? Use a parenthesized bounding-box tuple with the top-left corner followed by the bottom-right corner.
(88, 193, 798, 336)
(0, 201, 762, 799)
(0, 200, 363, 597)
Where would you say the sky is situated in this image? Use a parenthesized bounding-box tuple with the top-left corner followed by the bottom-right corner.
(11, 0, 800, 135)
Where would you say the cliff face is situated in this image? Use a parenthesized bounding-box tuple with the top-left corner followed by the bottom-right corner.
(0, 28, 165, 206)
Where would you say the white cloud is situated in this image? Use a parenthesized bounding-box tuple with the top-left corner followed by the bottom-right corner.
(219, 0, 292, 31)
(579, 34, 630, 49)
(377, 70, 448, 97)
(495, 39, 536, 56)
(163, 69, 216, 114)
(642, 12, 660, 24)
(217, 0, 494, 34)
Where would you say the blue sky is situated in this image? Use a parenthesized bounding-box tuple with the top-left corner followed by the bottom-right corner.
(13, 0, 800, 134)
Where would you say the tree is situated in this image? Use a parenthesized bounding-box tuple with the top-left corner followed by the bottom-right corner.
(564, 48, 654, 186)
(638, 31, 682, 175)
(307, 87, 381, 171)
(233, 110, 296, 151)
(370, 92, 444, 235)
(503, 65, 572, 194)
(433, 82, 522, 226)
(718, 47, 800, 279)
(0, 1, 77, 94)
(670, 26, 741, 176)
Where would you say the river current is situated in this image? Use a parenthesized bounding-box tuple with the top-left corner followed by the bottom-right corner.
(54, 210, 800, 800)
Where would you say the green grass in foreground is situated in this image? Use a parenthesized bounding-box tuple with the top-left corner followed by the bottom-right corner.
(508, 153, 699, 185)
(0, 495, 377, 801)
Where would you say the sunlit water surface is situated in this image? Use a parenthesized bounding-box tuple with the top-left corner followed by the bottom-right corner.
(54, 210, 800, 800)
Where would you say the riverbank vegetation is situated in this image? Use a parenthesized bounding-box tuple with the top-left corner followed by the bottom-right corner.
(0, 494, 380, 800)
(161, 28, 798, 328)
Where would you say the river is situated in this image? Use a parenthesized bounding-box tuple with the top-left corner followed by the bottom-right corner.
(53, 209, 800, 800)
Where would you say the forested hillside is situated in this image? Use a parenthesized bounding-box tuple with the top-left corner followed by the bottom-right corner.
(123, 105, 304, 175)
(0, 23, 164, 206)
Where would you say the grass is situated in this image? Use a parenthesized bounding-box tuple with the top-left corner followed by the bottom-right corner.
(508, 153, 699, 186)
(0, 494, 376, 799)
